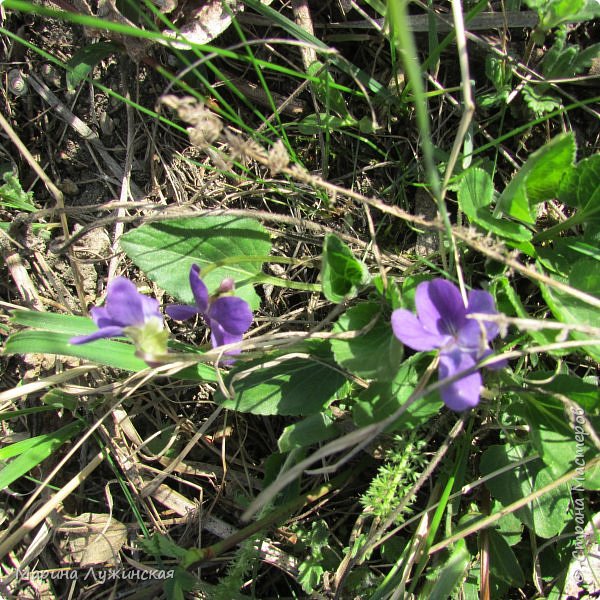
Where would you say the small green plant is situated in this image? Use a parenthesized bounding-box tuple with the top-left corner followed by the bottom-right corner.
(360, 434, 427, 523)
(0, 168, 35, 212)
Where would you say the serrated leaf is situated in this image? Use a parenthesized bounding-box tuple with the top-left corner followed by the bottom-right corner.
(458, 168, 532, 242)
(331, 303, 403, 380)
(139, 533, 189, 560)
(321, 234, 369, 302)
(216, 349, 346, 416)
(498, 133, 575, 222)
(522, 84, 561, 117)
(66, 42, 120, 91)
(120, 216, 272, 310)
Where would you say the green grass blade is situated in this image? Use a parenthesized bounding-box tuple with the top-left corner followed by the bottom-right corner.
(0, 421, 84, 490)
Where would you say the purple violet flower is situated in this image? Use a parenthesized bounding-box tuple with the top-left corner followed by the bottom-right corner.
(166, 264, 253, 356)
(70, 277, 168, 358)
(391, 279, 505, 411)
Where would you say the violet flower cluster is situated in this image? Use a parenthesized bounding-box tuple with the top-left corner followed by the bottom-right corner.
(70, 265, 252, 363)
(391, 279, 505, 411)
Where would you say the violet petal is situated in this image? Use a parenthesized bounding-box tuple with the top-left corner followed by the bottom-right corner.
(416, 279, 467, 337)
(457, 318, 488, 354)
(391, 308, 446, 351)
(103, 278, 156, 327)
(138, 294, 162, 322)
(438, 349, 482, 411)
(190, 264, 209, 312)
(70, 326, 125, 345)
(165, 304, 201, 321)
(466, 289, 500, 340)
(208, 296, 253, 335)
(90, 305, 113, 329)
(209, 319, 242, 350)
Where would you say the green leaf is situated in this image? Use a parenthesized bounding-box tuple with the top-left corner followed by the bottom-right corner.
(10, 309, 98, 335)
(321, 234, 369, 303)
(331, 303, 403, 380)
(5, 310, 218, 382)
(139, 533, 188, 560)
(458, 168, 532, 242)
(480, 444, 571, 538)
(427, 540, 471, 600)
(515, 395, 577, 477)
(164, 568, 197, 600)
(487, 529, 525, 587)
(216, 348, 347, 416)
(278, 413, 339, 452)
(525, 372, 599, 413)
(458, 167, 494, 214)
(0, 432, 68, 460)
(539, 257, 600, 362)
(540, 31, 600, 80)
(558, 154, 600, 223)
(352, 356, 442, 430)
(0, 421, 84, 489)
(491, 500, 523, 546)
(525, 0, 600, 29)
(120, 216, 272, 310)
(485, 54, 511, 92)
(521, 84, 561, 117)
(296, 113, 358, 135)
(307, 60, 350, 117)
(0, 170, 36, 211)
(66, 41, 120, 90)
(41, 389, 78, 411)
(497, 133, 576, 222)
(4, 330, 150, 371)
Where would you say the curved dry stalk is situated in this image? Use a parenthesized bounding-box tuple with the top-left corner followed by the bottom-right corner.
(0, 365, 97, 405)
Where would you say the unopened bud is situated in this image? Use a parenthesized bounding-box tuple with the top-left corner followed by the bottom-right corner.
(218, 278, 235, 293)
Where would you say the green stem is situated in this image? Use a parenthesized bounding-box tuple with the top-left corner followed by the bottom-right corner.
(249, 273, 321, 292)
(388, 0, 459, 275)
